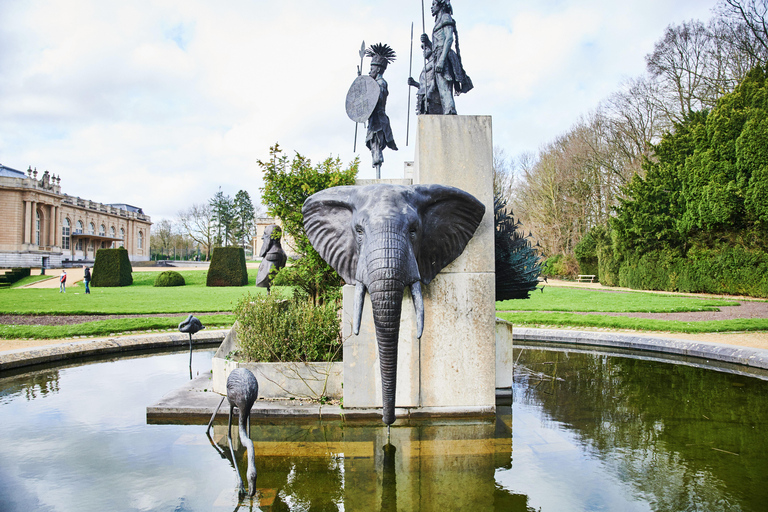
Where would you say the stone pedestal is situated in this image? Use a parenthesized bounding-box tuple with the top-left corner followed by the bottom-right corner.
(342, 115, 496, 417)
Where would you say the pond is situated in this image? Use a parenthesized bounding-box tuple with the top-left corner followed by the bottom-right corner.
(0, 345, 767, 511)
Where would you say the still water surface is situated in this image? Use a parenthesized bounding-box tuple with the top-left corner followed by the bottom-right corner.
(0, 346, 766, 511)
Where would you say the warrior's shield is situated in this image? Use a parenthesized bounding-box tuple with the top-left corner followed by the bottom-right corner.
(345, 75, 379, 123)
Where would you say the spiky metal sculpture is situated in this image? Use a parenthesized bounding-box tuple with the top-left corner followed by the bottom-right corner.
(495, 194, 542, 300)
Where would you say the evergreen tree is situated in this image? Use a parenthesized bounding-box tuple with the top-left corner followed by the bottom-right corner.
(210, 187, 236, 247)
(233, 190, 256, 250)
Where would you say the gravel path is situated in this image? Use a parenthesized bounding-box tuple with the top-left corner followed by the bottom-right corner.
(501, 300, 768, 322)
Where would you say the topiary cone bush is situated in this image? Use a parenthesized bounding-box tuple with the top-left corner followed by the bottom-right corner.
(91, 247, 133, 287)
(154, 270, 185, 287)
(206, 247, 248, 287)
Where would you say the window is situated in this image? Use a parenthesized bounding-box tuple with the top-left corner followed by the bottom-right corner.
(138, 230, 143, 249)
(35, 210, 41, 246)
(89, 222, 95, 235)
(99, 224, 106, 236)
(62, 218, 70, 250)
(76, 221, 84, 251)
(119, 228, 125, 248)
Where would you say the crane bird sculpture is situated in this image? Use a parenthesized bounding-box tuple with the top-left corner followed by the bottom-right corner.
(178, 314, 205, 378)
(207, 368, 259, 497)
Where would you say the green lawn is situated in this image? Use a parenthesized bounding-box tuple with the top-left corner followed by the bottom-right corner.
(2, 271, 766, 339)
(0, 270, 269, 315)
(0, 269, 278, 339)
(496, 287, 738, 312)
(496, 311, 768, 334)
(497, 287, 768, 333)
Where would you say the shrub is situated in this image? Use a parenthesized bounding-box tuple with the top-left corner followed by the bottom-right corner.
(541, 253, 579, 279)
(153, 270, 185, 287)
(259, 144, 358, 304)
(575, 228, 601, 277)
(206, 247, 248, 287)
(91, 248, 133, 287)
(234, 292, 342, 362)
(614, 246, 768, 297)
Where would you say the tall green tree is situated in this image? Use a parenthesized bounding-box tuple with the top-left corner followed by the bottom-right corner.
(233, 190, 256, 250)
(259, 144, 358, 304)
(614, 65, 768, 255)
(210, 187, 236, 247)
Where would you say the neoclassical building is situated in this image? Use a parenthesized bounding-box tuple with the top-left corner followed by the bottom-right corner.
(0, 164, 152, 268)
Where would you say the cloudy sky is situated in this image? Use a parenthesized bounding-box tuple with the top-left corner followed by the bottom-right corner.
(0, 0, 717, 222)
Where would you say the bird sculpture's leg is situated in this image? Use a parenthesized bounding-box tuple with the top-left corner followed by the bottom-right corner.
(188, 333, 193, 379)
(206, 396, 227, 436)
(227, 403, 245, 495)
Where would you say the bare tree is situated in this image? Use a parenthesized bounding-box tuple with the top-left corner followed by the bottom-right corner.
(150, 219, 174, 259)
(717, 0, 768, 62)
(178, 203, 216, 261)
(493, 146, 516, 202)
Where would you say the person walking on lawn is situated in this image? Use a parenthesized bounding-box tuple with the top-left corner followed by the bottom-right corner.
(59, 270, 67, 293)
(83, 266, 91, 294)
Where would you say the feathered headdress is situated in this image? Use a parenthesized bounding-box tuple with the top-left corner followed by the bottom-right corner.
(366, 43, 396, 68)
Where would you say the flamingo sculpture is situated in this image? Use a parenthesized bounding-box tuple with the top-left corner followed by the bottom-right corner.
(207, 368, 259, 497)
(178, 315, 204, 378)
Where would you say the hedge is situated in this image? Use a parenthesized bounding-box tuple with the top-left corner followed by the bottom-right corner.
(91, 248, 133, 287)
(153, 270, 185, 287)
(206, 247, 248, 287)
(615, 247, 768, 297)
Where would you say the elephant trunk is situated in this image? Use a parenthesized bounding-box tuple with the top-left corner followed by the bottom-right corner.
(365, 225, 419, 425)
(369, 278, 405, 426)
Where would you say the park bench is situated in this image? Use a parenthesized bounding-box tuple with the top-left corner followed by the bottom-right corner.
(577, 275, 596, 283)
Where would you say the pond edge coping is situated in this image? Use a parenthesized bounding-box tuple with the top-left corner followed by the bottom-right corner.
(513, 327, 768, 370)
(0, 329, 229, 371)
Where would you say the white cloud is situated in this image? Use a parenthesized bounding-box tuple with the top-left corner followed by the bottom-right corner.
(0, 0, 720, 221)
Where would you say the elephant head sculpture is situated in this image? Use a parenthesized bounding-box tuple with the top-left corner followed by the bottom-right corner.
(302, 184, 485, 424)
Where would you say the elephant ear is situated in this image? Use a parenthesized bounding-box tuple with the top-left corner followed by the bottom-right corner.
(412, 184, 486, 284)
(302, 186, 359, 284)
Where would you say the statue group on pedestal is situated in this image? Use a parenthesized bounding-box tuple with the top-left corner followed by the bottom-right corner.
(409, 0, 473, 115)
(345, 0, 472, 175)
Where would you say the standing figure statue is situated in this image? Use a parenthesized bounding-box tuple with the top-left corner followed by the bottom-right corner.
(365, 43, 398, 178)
(414, 0, 473, 115)
(407, 39, 440, 115)
(255, 224, 287, 294)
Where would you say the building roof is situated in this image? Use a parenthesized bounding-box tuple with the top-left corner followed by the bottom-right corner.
(0, 164, 29, 179)
(108, 203, 145, 214)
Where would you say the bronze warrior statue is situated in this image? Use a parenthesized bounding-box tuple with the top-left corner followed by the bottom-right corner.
(365, 43, 398, 178)
(412, 0, 473, 115)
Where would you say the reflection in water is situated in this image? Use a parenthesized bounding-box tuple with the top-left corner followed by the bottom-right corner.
(381, 443, 397, 512)
(507, 346, 768, 511)
(1, 346, 768, 510)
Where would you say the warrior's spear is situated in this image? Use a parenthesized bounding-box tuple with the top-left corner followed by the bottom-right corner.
(406, 22, 413, 146)
(353, 40, 365, 152)
(421, 0, 429, 114)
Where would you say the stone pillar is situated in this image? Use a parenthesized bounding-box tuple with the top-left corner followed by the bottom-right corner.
(341, 115, 496, 418)
(23, 201, 32, 244)
(413, 115, 496, 411)
(31, 201, 37, 246)
(50, 205, 58, 247)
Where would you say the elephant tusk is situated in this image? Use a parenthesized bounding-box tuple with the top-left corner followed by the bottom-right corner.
(353, 282, 366, 335)
(411, 281, 424, 339)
